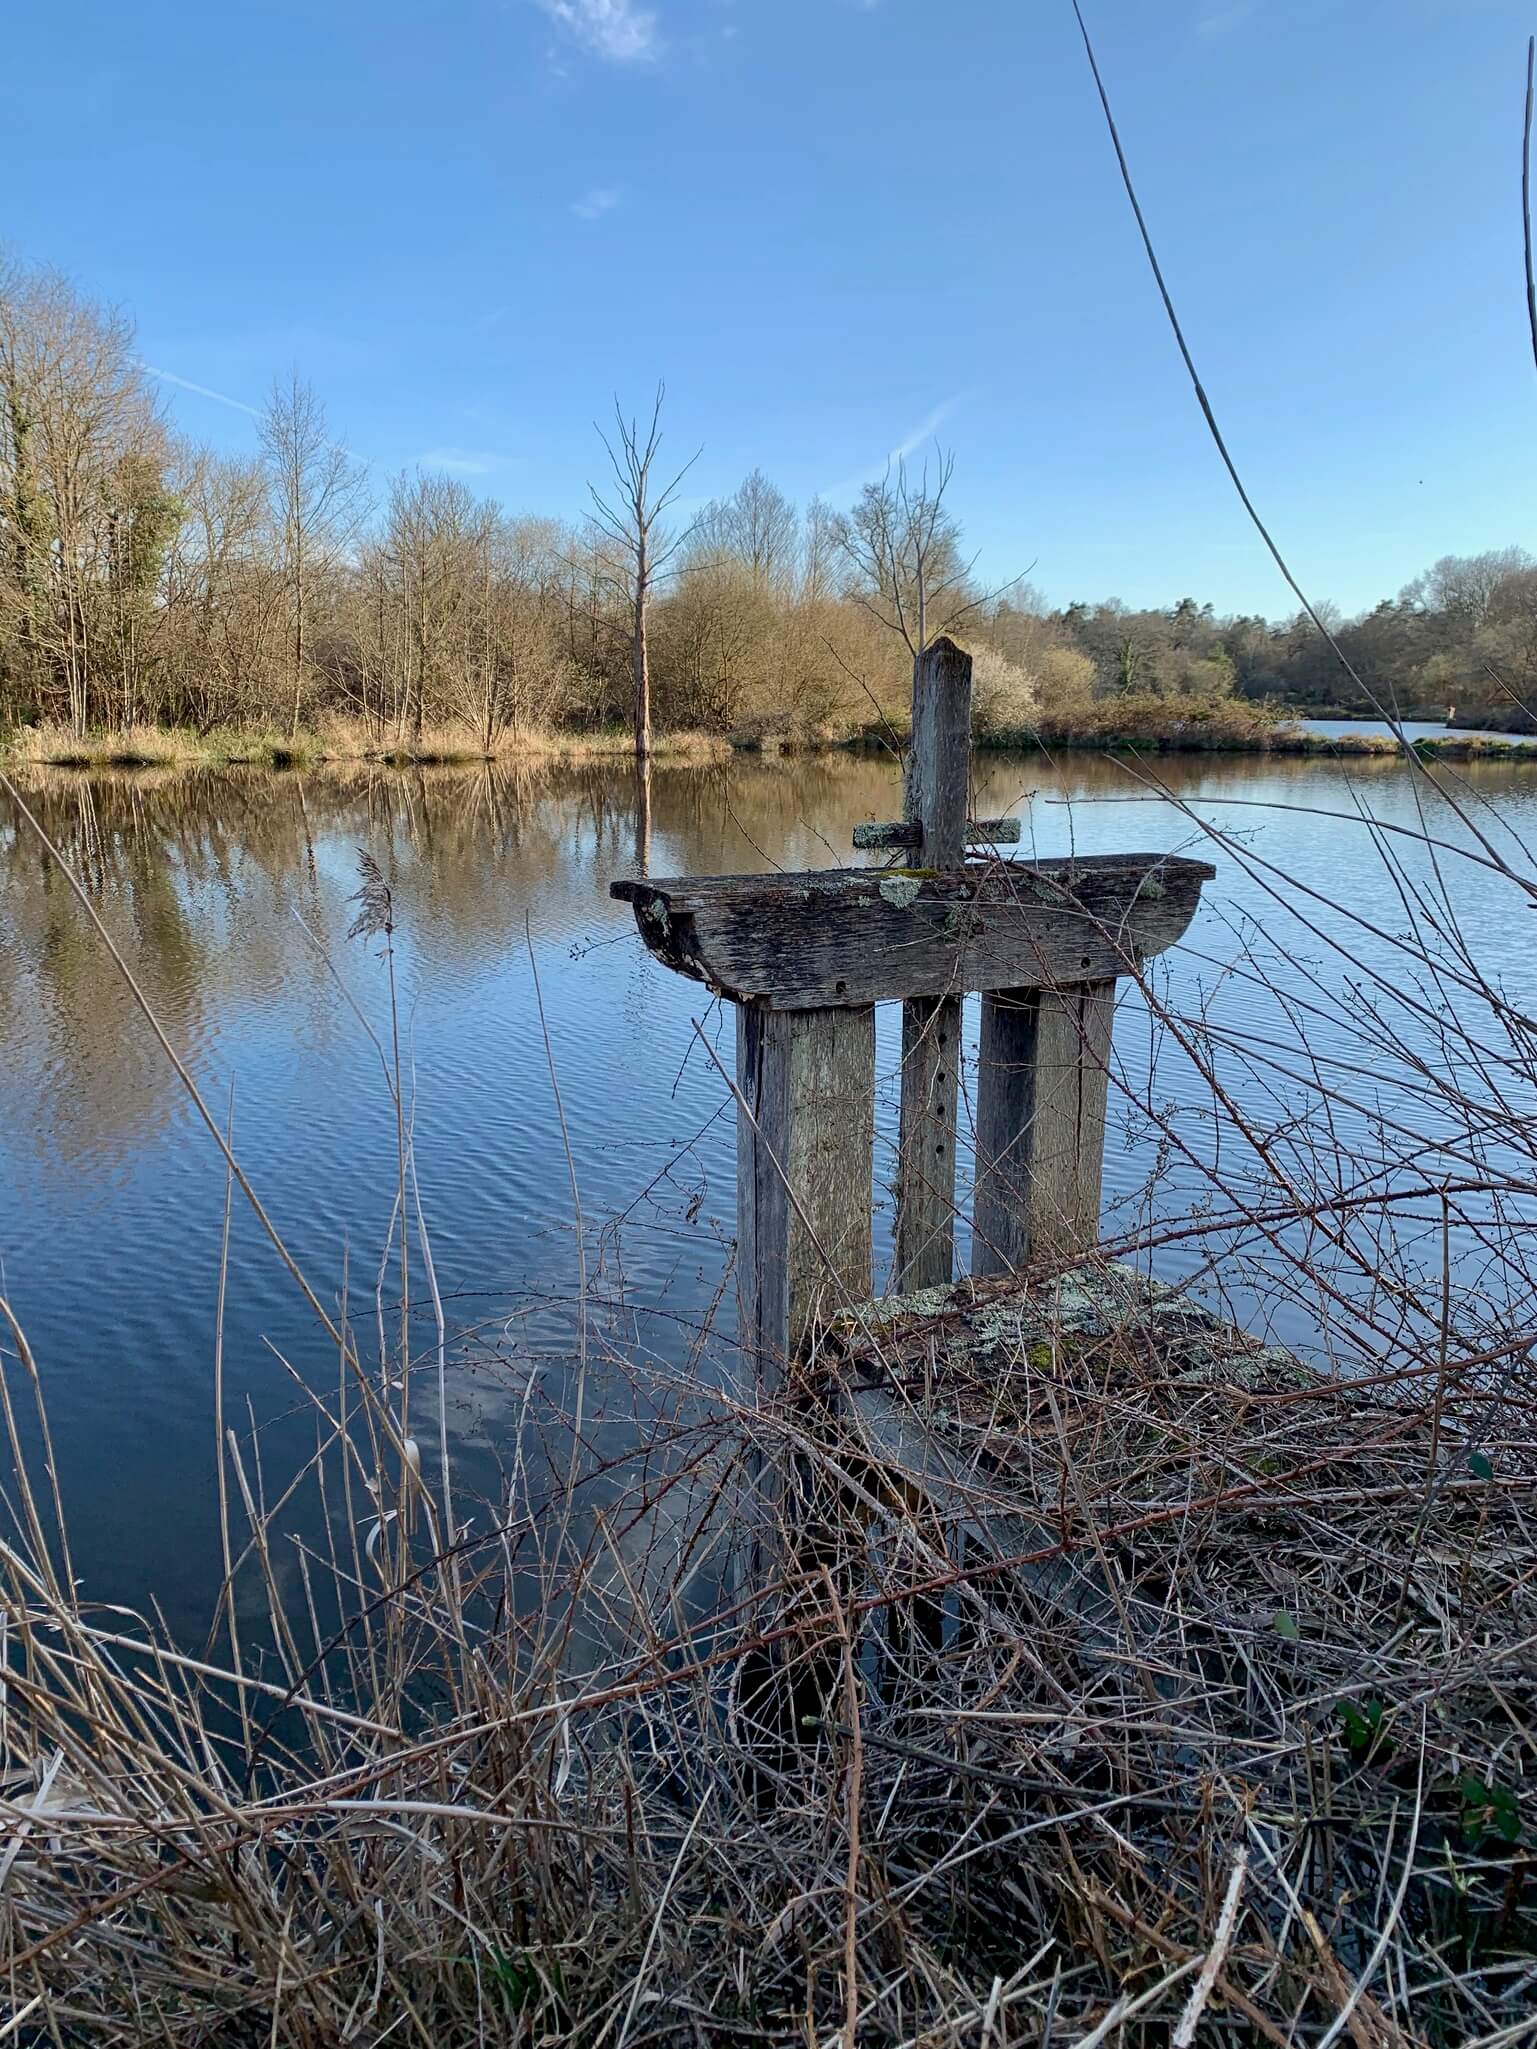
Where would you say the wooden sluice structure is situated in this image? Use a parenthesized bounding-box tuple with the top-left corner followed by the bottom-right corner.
(611, 637, 1215, 1417)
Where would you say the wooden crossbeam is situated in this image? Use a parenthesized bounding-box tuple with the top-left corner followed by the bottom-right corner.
(611, 855, 1211, 1010)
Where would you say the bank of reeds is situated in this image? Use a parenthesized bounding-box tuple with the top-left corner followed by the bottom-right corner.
(0, 1254, 1532, 2044)
(0, 718, 735, 773)
(13, 700, 1537, 778)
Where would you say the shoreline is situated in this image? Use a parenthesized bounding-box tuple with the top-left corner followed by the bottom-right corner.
(4, 719, 1535, 775)
(999, 727, 1537, 762)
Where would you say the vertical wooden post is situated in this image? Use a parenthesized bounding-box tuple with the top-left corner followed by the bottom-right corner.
(904, 637, 972, 867)
(893, 637, 971, 1293)
(972, 980, 1116, 1276)
(895, 996, 962, 1291)
(737, 1002, 876, 1394)
(734, 999, 875, 1784)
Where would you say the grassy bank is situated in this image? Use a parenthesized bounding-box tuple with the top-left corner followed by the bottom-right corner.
(1006, 729, 1537, 762)
(0, 718, 735, 772)
(8, 708, 1537, 777)
(981, 712, 1537, 762)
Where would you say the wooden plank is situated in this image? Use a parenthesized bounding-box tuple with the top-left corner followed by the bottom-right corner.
(894, 993, 962, 1292)
(612, 854, 1214, 1010)
(972, 979, 1117, 1274)
(736, 1002, 876, 1394)
(853, 817, 1021, 851)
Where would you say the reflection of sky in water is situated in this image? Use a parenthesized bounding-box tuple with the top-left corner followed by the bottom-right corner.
(2, 748, 1535, 1638)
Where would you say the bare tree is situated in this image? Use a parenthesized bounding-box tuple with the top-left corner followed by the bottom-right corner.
(697, 467, 798, 590)
(0, 257, 167, 735)
(1402, 548, 1537, 630)
(837, 451, 984, 659)
(800, 495, 841, 605)
(587, 384, 699, 758)
(160, 449, 282, 729)
(259, 372, 365, 738)
(380, 469, 484, 744)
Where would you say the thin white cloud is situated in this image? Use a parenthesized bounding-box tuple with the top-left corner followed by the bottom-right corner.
(146, 360, 369, 466)
(419, 446, 505, 475)
(820, 392, 966, 503)
(140, 364, 261, 419)
(888, 393, 963, 465)
(533, 0, 658, 62)
(572, 185, 621, 220)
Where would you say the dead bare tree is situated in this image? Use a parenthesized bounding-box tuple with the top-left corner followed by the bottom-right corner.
(587, 385, 699, 758)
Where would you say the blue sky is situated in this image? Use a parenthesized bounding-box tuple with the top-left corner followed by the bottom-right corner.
(4, 0, 1532, 616)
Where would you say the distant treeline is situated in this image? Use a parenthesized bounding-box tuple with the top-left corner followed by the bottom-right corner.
(2, 256, 1531, 750)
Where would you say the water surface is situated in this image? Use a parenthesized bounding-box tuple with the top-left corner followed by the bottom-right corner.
(3, 745, 1534, 1635)
(1303, 716, 1537, 743)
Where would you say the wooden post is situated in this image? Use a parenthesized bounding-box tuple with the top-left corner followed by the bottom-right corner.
(972, 979, 1116, 1275)
(895, 996, 962, 1292)
(904, 637, 972, 868)
(736, 1001, 876, 1753)
(737, 1002, 876, 1394)
(893, 638, 971, 1293)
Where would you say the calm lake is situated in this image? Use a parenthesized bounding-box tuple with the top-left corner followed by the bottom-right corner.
(3, 741, 1535, 1638)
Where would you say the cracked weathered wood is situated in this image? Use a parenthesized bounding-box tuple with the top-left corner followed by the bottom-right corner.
(890, 640, 971, 1293)
(895, 992, 963, 1292)
(611, 853, 1214, 1011)
(972, 979, 1117, 1273)
(736, 1002, 875, 1393)
(905, 636, 973, 872)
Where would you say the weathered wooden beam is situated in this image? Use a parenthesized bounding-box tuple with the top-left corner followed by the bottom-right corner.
(736, 1002, 875, 1394)
(612, 853, 1214, 1011)
(894, 993, 962, 1292)
(905, 637, 972, 869)
(890, 639, 972, 1293)
(972, 979, 1117, 1275)
(852, 817, 1021, 852)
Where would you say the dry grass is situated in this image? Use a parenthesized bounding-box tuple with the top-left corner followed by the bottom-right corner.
(0, 722, 321, 770)
(0, 1254, 1531, 2046)
(311, 715, 732, 765)
(812, 1266, 1537, 2044)
(1, 722, 347, 771)
(0, 718, 736, 773)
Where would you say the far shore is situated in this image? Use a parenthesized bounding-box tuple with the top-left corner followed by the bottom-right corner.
(3, 714, 1535, 775)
